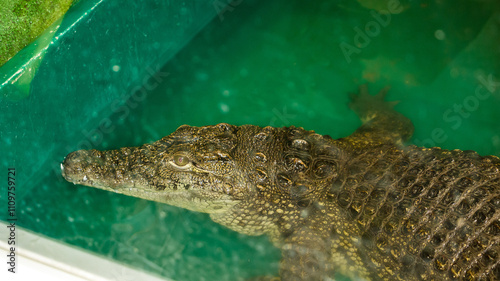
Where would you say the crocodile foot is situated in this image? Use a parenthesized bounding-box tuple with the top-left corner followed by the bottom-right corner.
(349, 84, 399, 122)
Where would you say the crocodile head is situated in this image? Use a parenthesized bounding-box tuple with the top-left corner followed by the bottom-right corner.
(63, 122, 343, 236)
(61, 123, 250, 213)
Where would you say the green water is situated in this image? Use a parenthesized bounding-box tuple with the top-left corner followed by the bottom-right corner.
(1, 0, 500, 280)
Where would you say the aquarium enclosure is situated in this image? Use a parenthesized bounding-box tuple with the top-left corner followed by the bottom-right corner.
(1, 0, 499, 280)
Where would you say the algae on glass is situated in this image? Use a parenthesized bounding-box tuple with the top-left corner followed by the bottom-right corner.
(0, 0, 74, 66)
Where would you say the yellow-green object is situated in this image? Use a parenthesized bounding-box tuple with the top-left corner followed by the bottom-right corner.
(0, 0, 74, 99)
(1, 17, 64, 100)
(0, 0, 74, 66)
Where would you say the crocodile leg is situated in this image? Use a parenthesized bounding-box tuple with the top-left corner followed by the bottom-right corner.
(279, 226, 332, 281)
(347, 84, 414, 146)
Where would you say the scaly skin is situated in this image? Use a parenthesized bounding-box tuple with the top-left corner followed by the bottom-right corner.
(62, 85, 500, 280)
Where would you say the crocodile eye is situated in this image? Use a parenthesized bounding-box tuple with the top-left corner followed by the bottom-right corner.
(173, 154, 190, 167)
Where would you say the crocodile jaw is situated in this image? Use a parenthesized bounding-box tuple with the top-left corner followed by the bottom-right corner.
(61, 149, 237, 213)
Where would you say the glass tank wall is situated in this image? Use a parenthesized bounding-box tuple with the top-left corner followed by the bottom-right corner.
(1, 0, 499, 280)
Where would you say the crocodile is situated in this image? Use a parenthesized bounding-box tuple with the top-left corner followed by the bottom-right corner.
(61, 85, 500, 281)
